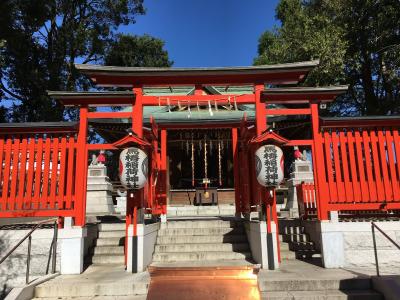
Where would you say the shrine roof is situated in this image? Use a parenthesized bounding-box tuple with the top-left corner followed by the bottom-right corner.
(320, 115, 400, 128)
(0, 122, 78, 134)
(47, 91, 135, 106)
(261, 85, 349, 103)
(74, 60, 319, 86)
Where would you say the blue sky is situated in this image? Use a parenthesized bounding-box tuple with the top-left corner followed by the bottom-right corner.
(119, 0, 280, 67)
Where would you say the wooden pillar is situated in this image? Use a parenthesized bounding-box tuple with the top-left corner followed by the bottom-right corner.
(74, 105, 88, 227)
(240, 142, 251, 213)
(160, 129, 168, 214)
(232, 128, 241, 215)
(132, 86, 143, 138)
(255, 83, 266, 136)
(310, 102, 328, 220)
(126, 85, 145, 254)
(254, 83, 266, 213)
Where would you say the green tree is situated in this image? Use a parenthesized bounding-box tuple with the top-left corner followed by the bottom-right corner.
(0, 0, 145, 122)
(105, 34, 173, 67)
(255, 0, 400, 116)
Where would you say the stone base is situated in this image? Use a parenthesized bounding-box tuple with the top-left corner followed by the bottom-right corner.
(244, 221, 279, 270)
(303, 220, 400, 269)
(127, 223, 159, 273)
(59, 227, 87, 274)
(86, 185, 115, 215)
(115, 196, 127, 216)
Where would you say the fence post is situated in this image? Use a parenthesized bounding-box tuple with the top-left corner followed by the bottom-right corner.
(310, 102, 329, 220)
(74, 105, 89, 227)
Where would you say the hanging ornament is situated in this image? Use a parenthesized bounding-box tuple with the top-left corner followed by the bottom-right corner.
(208, 100, 213, 116)
(234, 96, 238, 111)
(167, 98, 171, 113)
(218, 140, 222, 186)
(197, 101, 200, 111)
(187, 102, 192, 118)
(228, 96, 232, 110)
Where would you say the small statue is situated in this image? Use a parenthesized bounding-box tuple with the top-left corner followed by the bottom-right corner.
(294, 146, 303, 160)
(90, 150, 107, 166)
(97, 150, 106, 165)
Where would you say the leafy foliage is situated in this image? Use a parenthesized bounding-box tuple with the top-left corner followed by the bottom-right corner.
(0, 0, 145, 122)
(105, 34, 173, 67)
(255, 0, 400, 116)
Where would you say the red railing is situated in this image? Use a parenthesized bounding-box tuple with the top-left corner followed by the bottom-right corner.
(0, 133, 79, 219)
(313, 127, 400, 219)
(296, 183, 317, 219)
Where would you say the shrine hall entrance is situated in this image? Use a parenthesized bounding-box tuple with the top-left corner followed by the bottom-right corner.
(167, 128, 235, 206)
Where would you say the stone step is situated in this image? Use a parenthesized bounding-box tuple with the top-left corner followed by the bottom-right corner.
(289, 241, 315, 251)
(158, 227, 244, 236)
(93, 245, 125, 255)
(34, 281, 148, 297)
(156, 234, 247, 245)
(98, 223, 125, 231)
(279, 242, 290, 251)
(295, 250, 321, 259)
(167, 206, 236, 217)
(280, 250, 296, 260)
(98, 230, 125, 238)
(160, 220, 241, 229)
(33, 296, 146, 300)
(91, 254, 125, 264)
(152, 251, 252, 262)
(96, 237, 125, 246)
(155, 242, 249, 253)
(260, 289, 382, 300)
(259, 278, 372, 292)
(278, 219, 301, 229)
(282, 233, 309, 243)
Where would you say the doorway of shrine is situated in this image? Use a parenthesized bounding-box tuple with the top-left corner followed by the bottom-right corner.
(167, 128, 234, 206)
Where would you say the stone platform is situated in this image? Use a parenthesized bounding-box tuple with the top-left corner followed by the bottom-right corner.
(166, 204, 236, 217)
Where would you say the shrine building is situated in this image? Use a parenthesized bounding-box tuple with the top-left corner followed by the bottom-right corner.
(1, 60, 400, 297)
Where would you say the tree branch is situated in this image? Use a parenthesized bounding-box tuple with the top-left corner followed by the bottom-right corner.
(0, 80, 25, 102)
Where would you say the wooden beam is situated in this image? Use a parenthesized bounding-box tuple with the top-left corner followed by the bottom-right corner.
(87, 112, 132, 119)
(265, 108, 311, 115)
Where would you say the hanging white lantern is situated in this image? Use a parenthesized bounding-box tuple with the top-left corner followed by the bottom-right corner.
(119, 147, 148, 189)
(255, 145, 284, 187)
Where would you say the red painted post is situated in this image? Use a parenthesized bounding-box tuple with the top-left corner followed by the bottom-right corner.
(132, 86, 144, 138)
(74, 106, 88, 227)
(232, 128, 241, 215)
(310, 102, 328, 220)
(254, 83, 266, 136)
(160, 129, 168, 215)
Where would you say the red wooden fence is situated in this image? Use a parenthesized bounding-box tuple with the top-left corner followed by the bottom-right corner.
(296, 183, 317, 219)
(313, 127, 400, 219)
(0, 133, 79, 220)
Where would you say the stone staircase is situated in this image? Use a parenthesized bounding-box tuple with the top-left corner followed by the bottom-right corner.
(32, 265, 148, 300)
(151, 218, 253, 265)
(89, 222, 125, 265)
(258, 262, 383, 300)
(279, 219, 321, 261)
